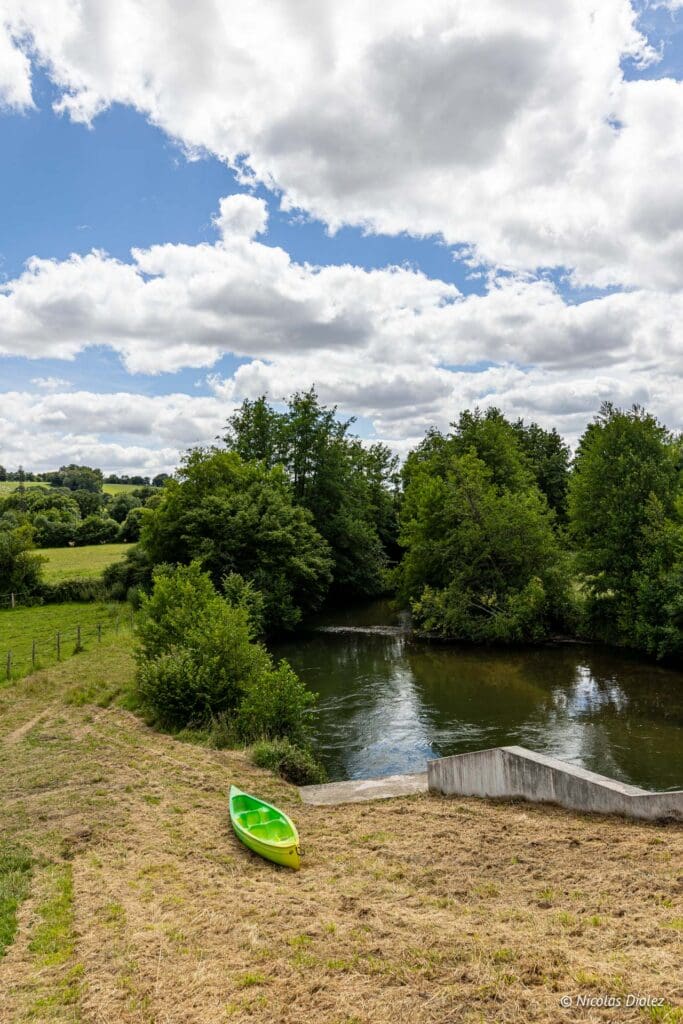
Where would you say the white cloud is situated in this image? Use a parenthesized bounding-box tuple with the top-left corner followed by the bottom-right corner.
(0, 17, 32, 110)
(1, 192, 682, 469)
(3, 0, 682, 289)
(0, 3, 682, 469)
(30, 376, 72, 391)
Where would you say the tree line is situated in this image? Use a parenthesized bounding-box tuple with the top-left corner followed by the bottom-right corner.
(4, 391, 682, 662)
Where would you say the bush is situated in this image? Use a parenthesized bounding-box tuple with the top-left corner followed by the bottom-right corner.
(77, 515, 119, 546)
(250, 738, 327, 786)
(38, 579, 107, 603)
(135, 562, 320, 746)
(235, 660, 316, 746)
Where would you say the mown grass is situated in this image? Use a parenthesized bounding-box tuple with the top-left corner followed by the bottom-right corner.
(40, 543, 133, 583)
(0, 639, 680, 1024)
(0, 602, 128, 680)
(0, 841, 33, 957)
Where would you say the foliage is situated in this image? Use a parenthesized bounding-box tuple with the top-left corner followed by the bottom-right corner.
(140, 448, 333, 632)
(45, 464, 104, 492)
(76, 514, 119, 546)
(117, 505, 146, 542)
(249, 738, 327, 786)
(224, 389, 399, 597)
(135, 563, 319, 749)
(108, 493, 142, 523)
(0, 524, 44, 599)
(569, 403, 682, 653)
(512, 418, 571, 522)
(399, 447, 572, 643)
(103, 543, 153, 599)
(235, 660, 316, 746)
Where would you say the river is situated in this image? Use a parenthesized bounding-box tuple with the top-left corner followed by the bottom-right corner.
(272, 600, 683, 790)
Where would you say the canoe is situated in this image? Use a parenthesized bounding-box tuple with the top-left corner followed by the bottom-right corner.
(229, 785, 301, 870)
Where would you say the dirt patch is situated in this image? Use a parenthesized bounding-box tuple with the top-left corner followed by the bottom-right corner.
(2, 710, 50, 746)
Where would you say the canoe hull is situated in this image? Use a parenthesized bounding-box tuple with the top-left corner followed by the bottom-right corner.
(229, 785, 301, 870)
(231, 822, 301, 870)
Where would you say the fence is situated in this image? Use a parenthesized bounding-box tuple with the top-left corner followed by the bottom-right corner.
(1, 605, 135, 681)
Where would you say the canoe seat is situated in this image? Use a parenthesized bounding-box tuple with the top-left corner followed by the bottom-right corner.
(239, 811, 264, 828)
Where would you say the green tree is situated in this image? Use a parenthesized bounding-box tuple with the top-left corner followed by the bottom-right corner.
(109, 493, 142, 524)
(140, 448, 333, 631)
(512, 419, 571, 522)
(569, 404, 681, 647)
(135, 563, 318, 738)
(630, 497, 683, 660)
(399, 446, 571, 642)
(0, 524, 43, 598)
(77, 515, 119, 546)
(48, 465, 104, 492)
(224, 389, 399, 597)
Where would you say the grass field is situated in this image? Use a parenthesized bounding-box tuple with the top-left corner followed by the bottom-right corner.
(0, 602, 129, 680)
(102, 483, 144, 495)
(0, 481, 46, 494)
(0, 642, 680, 1024)
(40, 543, 133, 583)
(0, 482, 145, 496)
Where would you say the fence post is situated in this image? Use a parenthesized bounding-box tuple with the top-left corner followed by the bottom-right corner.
(77, 624, 81, 649)
(130, 610, 134, 631)
(56, 631, 61, 661)
(10, 592, 15, 609)
(97, 623, 102, 643)
(6, 651, 11, 680)
(115, 616, 119, 634)
(32, 639, 36, 669)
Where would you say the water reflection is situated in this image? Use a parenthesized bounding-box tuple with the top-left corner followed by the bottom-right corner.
(272, 601, 683, 790)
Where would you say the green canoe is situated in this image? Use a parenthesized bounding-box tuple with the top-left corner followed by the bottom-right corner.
(229, 785, 301, 870)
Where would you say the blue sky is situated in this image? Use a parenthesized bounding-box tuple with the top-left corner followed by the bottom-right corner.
(0, 1, 682, 472)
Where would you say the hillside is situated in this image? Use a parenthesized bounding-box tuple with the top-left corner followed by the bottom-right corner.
(0, 641, 681, 1024)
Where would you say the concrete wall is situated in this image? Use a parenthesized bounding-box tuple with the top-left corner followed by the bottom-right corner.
(427, 746, 683, 822)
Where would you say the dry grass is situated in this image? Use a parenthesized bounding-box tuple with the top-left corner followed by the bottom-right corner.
(0, 640, 681, 1023)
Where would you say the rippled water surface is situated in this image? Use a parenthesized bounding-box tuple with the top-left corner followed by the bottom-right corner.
(272, 600, 683, 789)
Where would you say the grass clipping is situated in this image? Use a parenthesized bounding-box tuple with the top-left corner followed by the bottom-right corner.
(0, 638, 680, 1023)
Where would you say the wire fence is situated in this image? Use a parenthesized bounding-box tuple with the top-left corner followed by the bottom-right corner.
(1, 604, 135, 681)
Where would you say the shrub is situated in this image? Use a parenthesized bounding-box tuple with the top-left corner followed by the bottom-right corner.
(38, 579, 107, 603)
(235, 660, 316, 746)
(77, 515, 119, 546)
(250, 738, 327, 786)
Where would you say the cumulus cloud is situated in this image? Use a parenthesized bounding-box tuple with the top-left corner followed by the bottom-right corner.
(3, 0, 682, 288)
(0, 18, 32, 109)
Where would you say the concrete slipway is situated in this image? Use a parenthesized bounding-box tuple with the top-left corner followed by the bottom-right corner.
(300, 746, 683, 822)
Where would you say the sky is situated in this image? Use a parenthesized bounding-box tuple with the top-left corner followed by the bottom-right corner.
(0, 0, 682, 474)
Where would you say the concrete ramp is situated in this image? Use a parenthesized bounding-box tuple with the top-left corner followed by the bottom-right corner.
(428, 746, 683, 822)
(300, 771, 427, 806)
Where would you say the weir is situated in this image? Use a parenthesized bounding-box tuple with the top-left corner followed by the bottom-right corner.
(300, 746, 683, 821)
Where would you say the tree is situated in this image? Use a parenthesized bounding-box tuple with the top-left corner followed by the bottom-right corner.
(224, 389, 399, 597)
(140, 448, 333, 632)
(569, 404, 681, 647)
(0, 465, 6, 481)
(398, 442, 571, 643)
(77, 515, 119, 546)
(49, 465, 103, 492)
(152, 473, 171, 488)
(117, 506, 146, 542)
(109, 493, 142, 524)
(0, 524, 43, 598)
(135, 562, 317, 738)
(512, 419, 571, 523)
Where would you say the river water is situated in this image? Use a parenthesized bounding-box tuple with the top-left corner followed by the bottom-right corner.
(272, 600, 683, 790)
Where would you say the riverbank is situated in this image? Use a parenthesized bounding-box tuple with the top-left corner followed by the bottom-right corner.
(1, 640, 681, 1023)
